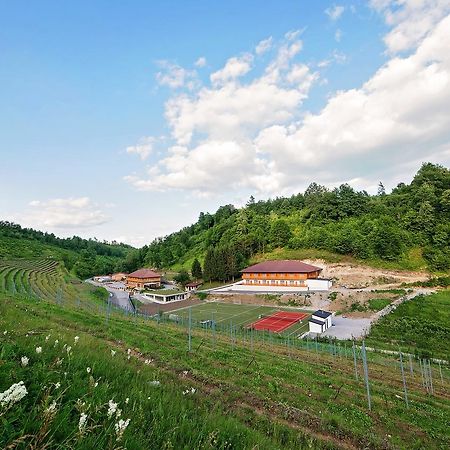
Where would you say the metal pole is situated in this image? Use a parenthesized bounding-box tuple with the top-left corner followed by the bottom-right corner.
(408, 354, 414, 376)
(188, 306, 192, 352)
(399, 351, 409, 408)
(439, 361, 444, 386)
(361, 341, 371, 411)
(419, 358, 426, 389)
(352, 341, 359, 381)
(428, 360, 434, 395)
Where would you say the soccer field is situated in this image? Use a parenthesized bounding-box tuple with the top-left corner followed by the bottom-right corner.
(165, 301, 311, 337)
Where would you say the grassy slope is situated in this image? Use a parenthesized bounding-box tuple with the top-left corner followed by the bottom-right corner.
(1, 293, 449, 450)
(366, 290, 450, 360)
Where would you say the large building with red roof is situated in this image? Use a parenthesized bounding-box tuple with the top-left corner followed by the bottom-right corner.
(126, 268, 161, 290)
(241, 260, 331, 290)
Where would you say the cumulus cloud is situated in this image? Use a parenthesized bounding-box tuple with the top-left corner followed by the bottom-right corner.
(255, 37, 273, 55)
(210, 53, 254, 85)
(370, 0, 450, 54)
(195, 56, 207, 67)
(325, 4, 345, 21)
(126, 137, 154, 160)
(126, 3, 450, 196)
(16, 198, 109, 229)
(156, 61, 197, 89)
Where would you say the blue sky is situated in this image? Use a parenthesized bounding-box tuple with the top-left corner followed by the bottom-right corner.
(1, 1, 450, 246)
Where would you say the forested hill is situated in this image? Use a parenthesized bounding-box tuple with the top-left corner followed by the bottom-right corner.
(0, 221, 133, 278)
(130, 163, 450, 278)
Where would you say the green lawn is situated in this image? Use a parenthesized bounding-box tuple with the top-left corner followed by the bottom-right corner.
(167, 301, 311, 337)
(366, 289, 450, 359)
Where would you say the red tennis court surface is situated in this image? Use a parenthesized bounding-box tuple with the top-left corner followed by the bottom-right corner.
(249, 311, 309, 333)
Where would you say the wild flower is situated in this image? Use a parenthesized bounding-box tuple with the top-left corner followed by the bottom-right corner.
(111, 350, 116, 357)
(78, 412, 88, 433)
(54, 339, 59, 346)
(182, 387, 196, 395)
(63, 344, 67, 350)
(66, 346, 72, 354)
(127, 349, 132, 355)
(114, 418, 130, 441)
(144, 359, 153, 365)
(86, 367, 91, 374)
(149, 381, 160, 387)
(182, 370, 189, 376)
(3, 330, 7, 335)
(56, 357, 64, 366)
(116, 408, 122, 418)
(107, 400, 118, 418)
(45, 400, 57, 416)
(94, 382, 99, 388)
(21, 356, 29, 367)
(0, 381, 28, 408)
(74, 336, 80, 343)
(125, 397, 129, 404)
(54, 382, 61, 389)
(35, 347, 42, 354)
(45, 335, 50, 341)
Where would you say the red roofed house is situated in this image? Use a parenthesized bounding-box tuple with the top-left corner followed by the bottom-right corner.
(126, 268, 161, 290)
(241, 260, 331, 291)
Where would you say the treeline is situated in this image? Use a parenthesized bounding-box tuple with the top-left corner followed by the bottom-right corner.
(134, 163, 450, 280)
(0, 221, 133, 279)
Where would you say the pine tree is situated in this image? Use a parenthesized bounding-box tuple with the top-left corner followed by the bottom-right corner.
(191, 258, 202, 280)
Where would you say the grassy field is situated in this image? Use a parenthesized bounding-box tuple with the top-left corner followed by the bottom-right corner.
(366, 289, 450, 360)
(166, 301, 311, 337)
(1, 293, 449, 449)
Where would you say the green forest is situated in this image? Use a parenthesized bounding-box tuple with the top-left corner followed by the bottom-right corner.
(133, 163, 450, 281)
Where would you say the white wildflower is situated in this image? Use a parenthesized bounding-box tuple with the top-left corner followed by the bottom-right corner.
(116, 408, 122, 418)
(35, 347, 42, 354)
(114, 418, 130, 441)
(54, 339, 59, 346)
(56, 357, 64, 366)
(107, 399, 118, 418)
(21, 356, 29, 367)
(74, 336, 79, 343)
(182, 387, 196, 395)
(125, 397, 129, 404)
(149, 380, 160, 387)
(182, 370, 188, 376)
(0, 381, 28, 408)
(66, 346, 72, 354)
(144, 359, 153, 365)
(3, 330, 7, 335)
(45, 400, 57, 416)
(111, 350, 116, 357)
(86, 367, 91, 374)
(78, 412, 88, 433)
(63, 344, 67, 350)
(45, 335, 50, 341)
(94, 382, 98, 388)
(54, 382, 61, 389)
(127, 349, 131, 355)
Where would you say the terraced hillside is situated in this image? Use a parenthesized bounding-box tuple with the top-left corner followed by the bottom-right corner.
(0, 258, 108, 308)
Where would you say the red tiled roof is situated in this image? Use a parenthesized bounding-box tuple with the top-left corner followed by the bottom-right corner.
(186, 281, 202, 287)
(127, 268, 160, 279)
(242, 260, 322, 274)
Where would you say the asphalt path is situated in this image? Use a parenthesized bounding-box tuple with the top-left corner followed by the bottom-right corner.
(86, 279, 134, 312)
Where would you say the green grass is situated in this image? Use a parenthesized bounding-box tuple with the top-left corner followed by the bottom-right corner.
(1, 293, 449, 450)
(366, 289, 450, 360)
(167, 302, 312, 337)
(367, 298, 392, 311)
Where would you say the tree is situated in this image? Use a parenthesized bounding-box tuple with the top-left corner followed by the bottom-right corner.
(377, 182, 386, 196)
(269, 219, 293, 247)
(174, 270, 190, 286)
(191, 258, 202, 279)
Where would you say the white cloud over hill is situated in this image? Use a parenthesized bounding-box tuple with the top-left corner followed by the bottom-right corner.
(125, 1, 450, 197)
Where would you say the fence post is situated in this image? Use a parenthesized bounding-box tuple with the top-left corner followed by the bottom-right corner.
(439, 361, 444, 386)
(352, 340, 359, 381)
(188, 306, 192, 352)
(408, 354, 414, 376)
(361, 341, 372, 411)
(428, 360, 434, 395)
(399, 351, 409, 408)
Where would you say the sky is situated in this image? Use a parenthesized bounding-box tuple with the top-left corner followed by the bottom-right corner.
(1, 0, 450, 247)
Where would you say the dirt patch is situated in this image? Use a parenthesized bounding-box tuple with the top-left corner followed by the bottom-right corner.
(303, 259, 429, 289)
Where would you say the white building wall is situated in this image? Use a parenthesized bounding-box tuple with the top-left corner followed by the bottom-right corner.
(306, 279, 332, 291)
(309, 321, 323, 334)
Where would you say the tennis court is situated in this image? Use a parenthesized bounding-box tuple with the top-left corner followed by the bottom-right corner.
(248, 311, 309, 333)
(166, 301, 311, 336)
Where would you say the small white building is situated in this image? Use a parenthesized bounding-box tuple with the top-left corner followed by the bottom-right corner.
(308, 310, 333, 334)
(142, 290, 189, 303)
(93, 275, 112, 283)
(185, 281, 202, 292)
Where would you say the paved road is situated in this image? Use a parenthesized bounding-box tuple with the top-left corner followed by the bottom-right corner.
(86, 279, 134, 312)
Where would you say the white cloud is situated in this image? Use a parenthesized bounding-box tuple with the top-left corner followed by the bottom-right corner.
(156, 61, 197, 89)
(335, 29, 342, 42)
(370, 0, 450, 54)
(195, 56, 207, 67)
(210, 53, 254, 85)
(126, 3, 450, 197)
(126, 137, 154, 160)
(15, 197, 109, 229)
(255, 37, 273, 55)
(325, 4, 345, 21)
